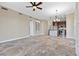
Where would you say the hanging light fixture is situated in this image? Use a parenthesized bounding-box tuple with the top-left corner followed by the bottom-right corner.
(53, 10, 66, 22)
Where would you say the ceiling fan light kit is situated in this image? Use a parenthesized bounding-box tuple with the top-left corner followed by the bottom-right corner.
(26, 2, 42, 11)
(33, 6, 36, 11)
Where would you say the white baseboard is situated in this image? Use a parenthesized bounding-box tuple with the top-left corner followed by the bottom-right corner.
(0, 33, 45, 44)
(66, 36, 75, 40)
(0, 35, 30, 44)
(30, 33, 44, 36)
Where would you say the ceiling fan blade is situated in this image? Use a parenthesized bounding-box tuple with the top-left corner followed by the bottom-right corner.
(34, 2, 36, 5)
(37, 7, 42, 10)
(30, 2, 34, 6)
(26, 6, 33, 8)
(36, 2, 42, 6)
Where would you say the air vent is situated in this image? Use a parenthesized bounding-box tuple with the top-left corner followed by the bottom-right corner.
(1, 7, 8, 11)
(18, 13, 22, 15)
(29, 16, 32, 18)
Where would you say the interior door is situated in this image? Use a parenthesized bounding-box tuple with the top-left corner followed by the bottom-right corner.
(30, 21, 34, 35)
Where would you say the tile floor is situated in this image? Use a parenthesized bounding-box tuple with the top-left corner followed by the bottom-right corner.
(0, 35, 76, 56)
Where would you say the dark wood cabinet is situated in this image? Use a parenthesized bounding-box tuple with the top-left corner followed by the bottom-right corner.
(53, 21, 66, 28)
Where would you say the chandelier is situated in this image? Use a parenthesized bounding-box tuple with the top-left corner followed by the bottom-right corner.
(53, 10, 66, 22)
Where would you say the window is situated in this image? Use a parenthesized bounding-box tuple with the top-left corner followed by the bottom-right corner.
(35, 21, 40, 33)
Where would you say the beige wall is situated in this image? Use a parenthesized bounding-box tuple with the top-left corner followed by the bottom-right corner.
(0, 7, 30, 41)
(66, 13, 75, 38)
(0, 6, 48, 42)
(41, 20, 48, 35)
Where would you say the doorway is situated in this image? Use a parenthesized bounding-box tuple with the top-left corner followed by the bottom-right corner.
(53, 21, 66, 37)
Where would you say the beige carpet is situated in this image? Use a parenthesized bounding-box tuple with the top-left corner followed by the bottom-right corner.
(0, 35, 76, 56)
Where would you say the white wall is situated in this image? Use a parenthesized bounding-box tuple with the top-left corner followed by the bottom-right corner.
(48, 20, 53, 29)
(66, 13, 74, 38)
(0, 6, 48, 42)
(75, 2, 79, 56)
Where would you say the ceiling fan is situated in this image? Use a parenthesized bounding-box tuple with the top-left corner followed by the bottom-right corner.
(26, 2, 42, 11)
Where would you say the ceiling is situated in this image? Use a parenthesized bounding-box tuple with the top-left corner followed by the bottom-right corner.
(0, 2, 75, 20)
